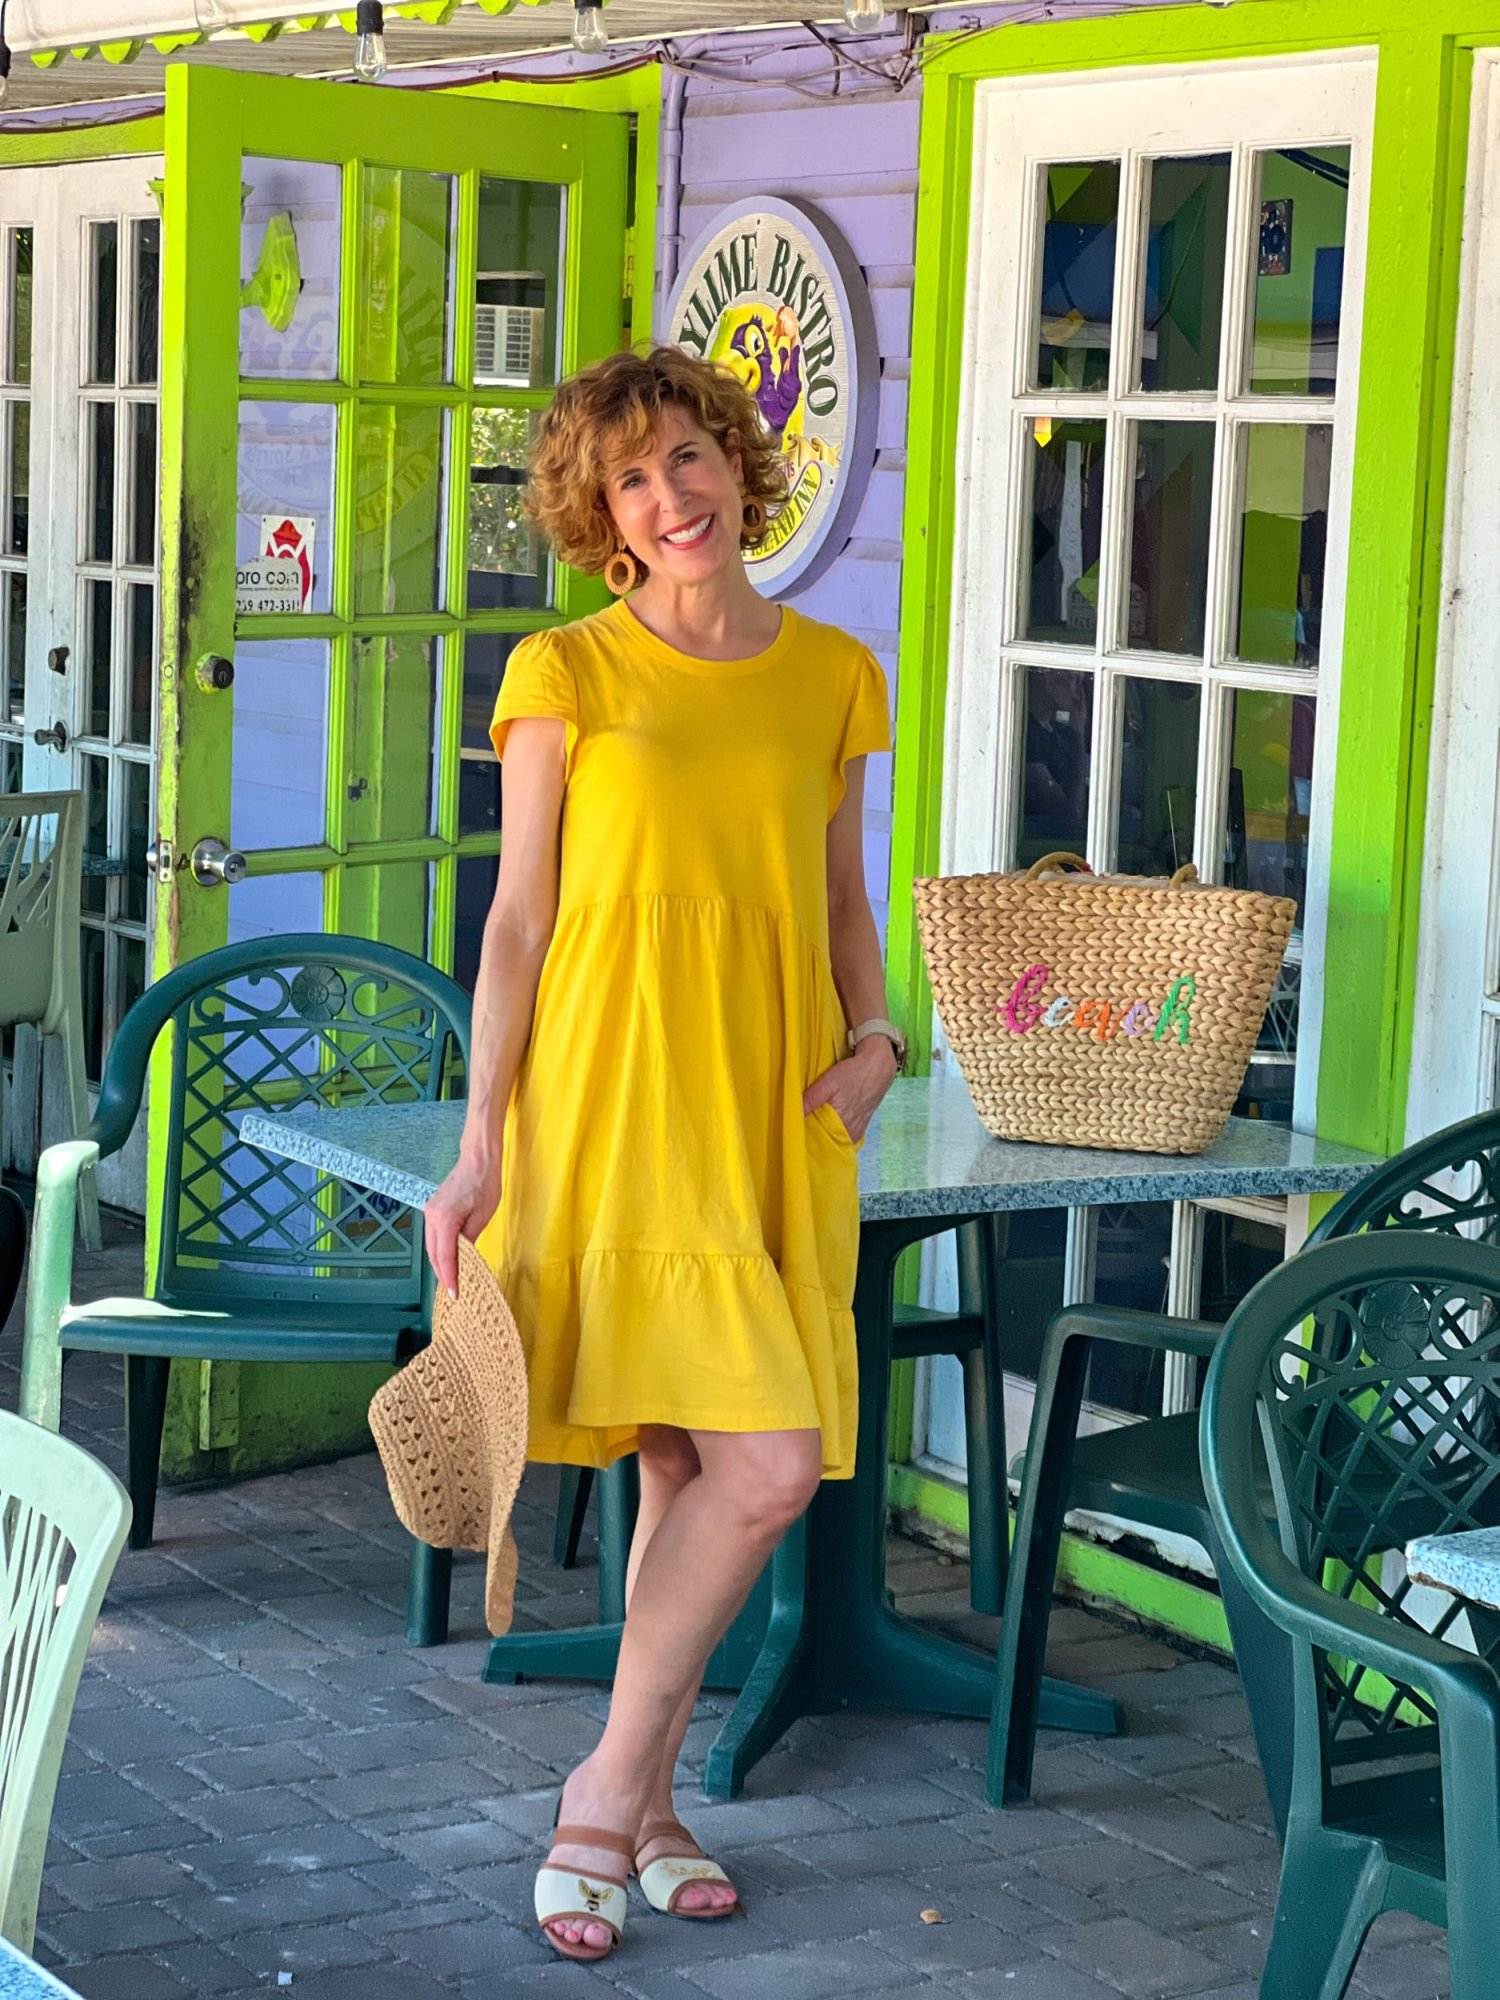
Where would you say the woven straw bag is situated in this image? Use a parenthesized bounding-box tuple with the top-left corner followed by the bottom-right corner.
(913, 851, 1296, 1156)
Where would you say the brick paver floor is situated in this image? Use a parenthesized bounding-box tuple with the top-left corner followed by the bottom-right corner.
(1, 1212, 1449, 1999)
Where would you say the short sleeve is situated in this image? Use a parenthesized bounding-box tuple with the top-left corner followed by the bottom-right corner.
(488, 628, 578, 774)
(830, 646, 892, 815)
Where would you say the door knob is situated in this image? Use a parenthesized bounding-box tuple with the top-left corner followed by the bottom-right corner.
(189, 837, 247, 888)
(31, 720, 67, 751)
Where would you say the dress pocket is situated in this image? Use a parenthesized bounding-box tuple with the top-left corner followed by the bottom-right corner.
(810, 1101, 857, 1150)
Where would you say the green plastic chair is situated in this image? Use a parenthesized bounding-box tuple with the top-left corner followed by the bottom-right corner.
(1201, 1231, 1500, 2000)
(0, 1410, 132, 1954)
(16, 934, 470, 1637)
(551, 1214, 1013, 1620)
(0, 792, 100, 1250)
(989, 1107, 1500, 1821)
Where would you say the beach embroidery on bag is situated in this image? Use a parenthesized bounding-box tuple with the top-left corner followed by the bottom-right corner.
(999, 964, 1197, 1046)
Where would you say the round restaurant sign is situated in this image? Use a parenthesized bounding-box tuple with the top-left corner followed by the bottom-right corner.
(665, 197, 878, 598)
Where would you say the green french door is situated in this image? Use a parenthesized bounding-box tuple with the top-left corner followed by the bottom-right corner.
(154, 65, 626, 995)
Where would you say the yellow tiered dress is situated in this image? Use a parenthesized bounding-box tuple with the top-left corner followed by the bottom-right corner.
(477, 599, 891, 1481)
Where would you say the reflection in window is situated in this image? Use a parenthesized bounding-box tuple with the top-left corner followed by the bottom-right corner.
(1033, 162, 1120, 392)
(1128, 421, 1214, 655)
(1118, 679, 1201, 876)
(475, 179, 563, 390)
(460, 630, 524, 835)
(1139, 155, 1230, 393)
(1234, 424, 1331, 668)
(1020, 666, 1092, 867)
(359, 168, 454, 387)
(454, 853, 499, 991)
(9, 228, 32, 386)
(1249, 146, 1349, 396)
(1088, 1204, 1172, 1414)
(89, 222, 118, 386)
(1228, 688, 1315, 925)
(468, 407, 548, 611)
(1023, 418, 1106, 646)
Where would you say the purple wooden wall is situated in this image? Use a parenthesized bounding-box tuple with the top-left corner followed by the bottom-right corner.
(652, 34, 917, 943)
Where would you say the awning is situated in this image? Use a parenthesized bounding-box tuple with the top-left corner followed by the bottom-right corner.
(11, 1, 559, 63)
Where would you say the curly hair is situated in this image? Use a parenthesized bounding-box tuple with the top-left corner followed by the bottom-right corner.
(522, 345, 788, 580)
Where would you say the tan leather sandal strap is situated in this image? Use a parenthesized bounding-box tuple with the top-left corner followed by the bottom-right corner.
(551, 1825, 636, 1861)
(636, 1817, 696, 1848)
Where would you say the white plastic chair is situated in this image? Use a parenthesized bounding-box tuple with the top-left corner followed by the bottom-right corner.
(0, 793, 100, 1250)
(0, 1410, 130, 1953)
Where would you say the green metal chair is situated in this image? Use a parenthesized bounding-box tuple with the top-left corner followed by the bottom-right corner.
(989, 1107, 1500, 1822)
(1201, 1231, 1500, 2000)
(551, 1214, 1013, 1620)
(16, 934, 470, 1638)
(0, 791, 100, 1249)
(0, 1410, 132, 1954)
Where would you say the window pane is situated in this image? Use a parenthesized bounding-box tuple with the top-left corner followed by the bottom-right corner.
(345, 636, 438, 845)
(7, 401, 28, 555)
(468, 407, 548, 611)
(339, 858, 431, 966)
(1023, 417, 1106, 646)
(1033, 162, 1119, 392)
(3, 573, 23, 723)
(126, 582, 154, 746)
(1088, 1204, 1173, 1414)
(117, 934, 147, 1042)
(1248, 146, 1349, 396)
(359, 168, 454, 387)
(1, 735, 20, 792)
(475, 179, 564, 390)
(1020, 666, 1092, 867)
(89, 222, 118, 385)
(130, 402, 158, 568)
(130, 218, 161, 385)
(227, 868, 325, 943)
(9, 228, 32, 385)
(351, 404, 446, 616)
(460, 630, 525, 837)
(237, 400, 334, 616)
(88, 402, 115, 563)
(1227, 688, 1315, 926)
(454, 853, 498, 991)
(85, 579, 112, 738)
(123, 760, 150, 924)
(1140, 155, 1229, 393)
(1127, 421, 1214, 656)
(1118, 679, 1201, 876)
(240, 158, 342, 382)
(229, 639, 330, 853)
(1233, 424, 1331, 668)
(80, 756, 109, 916)
(81, 925, 105, 1078)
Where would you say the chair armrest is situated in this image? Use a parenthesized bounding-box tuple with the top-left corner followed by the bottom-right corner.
(1046, 1303, 1226, 1360)
(19, 1141, 99, 1429)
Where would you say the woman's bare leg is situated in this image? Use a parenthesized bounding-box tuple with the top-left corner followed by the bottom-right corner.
(545, 1427, 821, 1951)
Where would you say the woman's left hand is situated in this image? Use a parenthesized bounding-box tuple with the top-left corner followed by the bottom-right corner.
(803, 1036, 899, 1143)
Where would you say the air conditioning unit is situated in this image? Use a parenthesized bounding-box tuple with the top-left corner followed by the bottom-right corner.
(474, 303, 543, 386)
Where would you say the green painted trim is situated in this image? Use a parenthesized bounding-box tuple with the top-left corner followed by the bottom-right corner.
(887, 1463, 1231, 1653)
(897, 6, 1483, 1157)
(0, 120, 163, 167)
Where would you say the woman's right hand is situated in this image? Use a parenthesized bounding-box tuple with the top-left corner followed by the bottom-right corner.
(424, 1151, 503, 1299)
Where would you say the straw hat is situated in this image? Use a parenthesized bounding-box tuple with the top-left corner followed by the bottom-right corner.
(368, 1235, 529, 1637)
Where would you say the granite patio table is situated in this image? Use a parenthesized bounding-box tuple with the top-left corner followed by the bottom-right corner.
(0, 1938, 84, 2000)
(1407, 1528, 1500, 1611)
(242, 1071, 1381, 1798)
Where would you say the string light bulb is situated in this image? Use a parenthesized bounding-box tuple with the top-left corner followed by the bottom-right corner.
(572, 1, 608, 53)
(841, 0, 886, 29)
(353, 0, 388, 82)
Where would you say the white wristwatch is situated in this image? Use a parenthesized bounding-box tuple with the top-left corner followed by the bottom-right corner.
(847, 1017, 908, 1073)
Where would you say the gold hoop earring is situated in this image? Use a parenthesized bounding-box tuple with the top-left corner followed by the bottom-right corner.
(604, 544, 640, 595)
(741, 495, 768, 545)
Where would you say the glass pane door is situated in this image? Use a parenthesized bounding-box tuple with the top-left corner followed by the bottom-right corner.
(160, 68, 628, 996)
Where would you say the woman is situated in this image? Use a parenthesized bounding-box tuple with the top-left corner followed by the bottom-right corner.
(424, 345, 903, 1964)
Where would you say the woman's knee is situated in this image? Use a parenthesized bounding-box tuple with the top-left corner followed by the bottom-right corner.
(703, 1432, 821, 1536)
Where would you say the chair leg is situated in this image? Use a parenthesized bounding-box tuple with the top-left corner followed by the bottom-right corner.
(59, 1014, 101, 1252)
(124, 1355, 171, 1551)
(1259, 1826, 1387, 2000)
(596, 1457, 640, 1625)
(554, 1465, 594, 1570)
(958, 1214, 1010, 1618)
(406, 1541, 453, 1647)
(1205, 1517, 1294, 1843)
(987, 1320, 1092, 1805)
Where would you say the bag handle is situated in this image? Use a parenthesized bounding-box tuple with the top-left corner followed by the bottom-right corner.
(1022, 851, 1201, 888)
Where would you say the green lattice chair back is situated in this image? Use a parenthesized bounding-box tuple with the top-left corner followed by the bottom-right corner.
(1204, 1232, 1500, 1792)
(97, 934, 470, 1306)
(1309, 1107, 1500, 1248)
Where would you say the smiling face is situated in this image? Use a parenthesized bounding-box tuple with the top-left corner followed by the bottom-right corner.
(601, 404, 744, 585)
